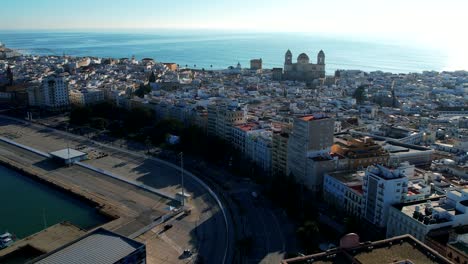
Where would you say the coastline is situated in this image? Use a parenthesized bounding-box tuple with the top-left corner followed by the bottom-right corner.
(0, 31, 452, 74)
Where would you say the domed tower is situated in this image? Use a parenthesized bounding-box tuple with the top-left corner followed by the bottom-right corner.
(297, 53, 310, 64)
(285, 49, 292, 65)
(317, 50, 325, 65)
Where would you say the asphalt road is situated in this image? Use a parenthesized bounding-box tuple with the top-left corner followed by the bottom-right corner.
(0, 115, 232, 264)
(183, 157, 298, 264)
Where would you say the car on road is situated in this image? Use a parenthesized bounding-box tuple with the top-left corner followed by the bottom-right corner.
(163, 224, 173, 231)
(182, 249, 192, 258)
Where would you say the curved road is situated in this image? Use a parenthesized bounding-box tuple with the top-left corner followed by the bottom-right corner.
(0, 115, 233, 264)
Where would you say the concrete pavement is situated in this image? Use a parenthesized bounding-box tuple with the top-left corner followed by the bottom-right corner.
(0, 115, 231, 264)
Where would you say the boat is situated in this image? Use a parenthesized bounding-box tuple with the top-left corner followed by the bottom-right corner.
(0, 232, 15, 249)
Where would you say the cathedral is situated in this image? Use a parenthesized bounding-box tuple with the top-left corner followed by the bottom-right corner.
(280, 49, 326, 82)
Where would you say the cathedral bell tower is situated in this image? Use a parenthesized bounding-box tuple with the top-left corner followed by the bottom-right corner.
(285, 49, 292, 65)
(317, 50, 325, 65)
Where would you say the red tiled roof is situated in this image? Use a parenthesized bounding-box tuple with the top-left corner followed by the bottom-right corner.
(350, 185, 364, 195)
(235, 123, 257, 132)
(300, 115, 315, 121)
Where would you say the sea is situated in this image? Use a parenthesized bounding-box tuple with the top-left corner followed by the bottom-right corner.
(0, 165, 108, 239)
(0, 30, 459, 74)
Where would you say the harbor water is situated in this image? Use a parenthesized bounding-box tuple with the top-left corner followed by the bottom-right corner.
(0, 164, 108, 239)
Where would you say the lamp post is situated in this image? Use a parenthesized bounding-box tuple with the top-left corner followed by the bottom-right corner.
(180, 152, 185, 207)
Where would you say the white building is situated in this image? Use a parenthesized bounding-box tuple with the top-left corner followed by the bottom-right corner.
(207, 102, 247, 141)
(387, 188, 468, 242)
(231, 123, 259, 153)
(69, 88, 105, 106)
(28, 75, 69, 109)
(245, 130, 272, 173)
(363, 164, 409, 228)
(323, 170, 365, 218)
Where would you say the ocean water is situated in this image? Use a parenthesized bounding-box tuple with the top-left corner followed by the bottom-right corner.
(0, 30, 453, 73)
(0, 165, 108, 239)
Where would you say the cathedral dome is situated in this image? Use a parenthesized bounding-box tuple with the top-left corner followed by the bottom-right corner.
(297, 53, 310, 64)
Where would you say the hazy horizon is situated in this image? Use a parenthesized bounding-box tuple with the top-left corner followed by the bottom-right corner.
(2, 0, 467, 70)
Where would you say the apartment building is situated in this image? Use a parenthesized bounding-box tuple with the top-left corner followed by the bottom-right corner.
(28, 75, 69, 109)
(207, 102, 246, 141)
(387, 188, 468, 242)
(363, 164, 409, 228)
(69, 88, 105, 106)
(287, 113, 334, 191)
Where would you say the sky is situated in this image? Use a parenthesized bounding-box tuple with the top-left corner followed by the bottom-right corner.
(1, 0, 467, 66)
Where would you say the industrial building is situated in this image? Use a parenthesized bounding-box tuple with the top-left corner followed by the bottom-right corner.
(30, 228, 146, 264)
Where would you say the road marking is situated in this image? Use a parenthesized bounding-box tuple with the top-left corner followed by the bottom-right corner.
(158, 233, 184, 255)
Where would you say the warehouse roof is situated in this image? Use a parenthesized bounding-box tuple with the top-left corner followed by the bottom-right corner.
(32, 228, 144, 264)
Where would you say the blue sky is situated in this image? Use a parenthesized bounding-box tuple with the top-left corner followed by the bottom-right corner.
(1, 0, 466, 34)
(1, 0, 467, 55)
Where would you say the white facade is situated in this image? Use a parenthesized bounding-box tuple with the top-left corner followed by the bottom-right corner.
(245, 130, 272, 173)
(28, 75, 69, 109)
(363, 165, 409, 228)
(387, 188, 468, 242)
(323, 171, 365, 218)
(69, 89, 105, 106)
(207, 103, 247, 141)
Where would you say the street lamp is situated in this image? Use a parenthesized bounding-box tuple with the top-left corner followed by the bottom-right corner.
(180, 152, 185, 207)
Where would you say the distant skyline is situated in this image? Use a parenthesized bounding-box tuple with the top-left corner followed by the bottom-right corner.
(1, 0, 467, 69)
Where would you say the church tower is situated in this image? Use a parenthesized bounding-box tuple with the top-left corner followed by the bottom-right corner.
(317, 50, 325, 65)
(285, 49, 292, 65)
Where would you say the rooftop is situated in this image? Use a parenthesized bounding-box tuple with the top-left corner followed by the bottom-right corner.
(400, 198, 460, 225)
(299, 113, 328, 121)
(32, 228, 144, 264)
(49, 148, 87, 160)
(282, 235, 451, 264)
(328, 170, 365, 186)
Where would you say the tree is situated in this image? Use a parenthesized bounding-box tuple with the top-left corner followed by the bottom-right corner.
(297, 220, 320, 252)
(148, 71, 156, 83)
(353, 85, 367, 104)
(70, 106, 91, 125)
(134, 83, 151, 98)
(90, 117, 109, 130)
(296, 221, 320, 247)
(124, 107, 154, 133)
(6, 65, 13, 86)
(149, 119, 183, 145)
